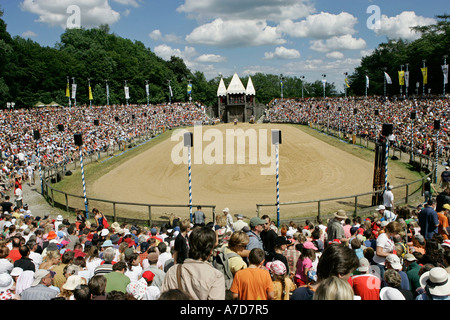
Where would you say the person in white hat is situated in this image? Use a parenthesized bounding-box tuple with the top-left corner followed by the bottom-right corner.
(0, 273, 20, 300)
(223, 208, 234, 231)
(326, 209, 347, 243)
(416, 267, 450, 300)
(424, 176, 437, 203)
(376, 204, 397, 223)
(383, 184, 395, 211)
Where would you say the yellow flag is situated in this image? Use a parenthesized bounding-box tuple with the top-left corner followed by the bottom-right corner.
(89, 86, 93, 100)
(398, 71, 405, 86)
(345, 78, 350, 88)
(66, 82, 70, 97)
(421, 67, 428, 85)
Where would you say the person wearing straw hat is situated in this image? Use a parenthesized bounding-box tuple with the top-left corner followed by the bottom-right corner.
(0, 273, 20, 300)
(20, 269, 58, 300)
(326, 210, 347, 245)
(416, 267, 450, 300)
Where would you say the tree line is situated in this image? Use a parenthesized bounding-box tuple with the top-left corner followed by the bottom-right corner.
(0, 7, 448, 109)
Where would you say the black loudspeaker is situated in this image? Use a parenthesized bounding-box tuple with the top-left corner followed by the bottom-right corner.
(132, 115, 135, 120)
(382, 124, 393, 137)
(375, 109, 379, 116)
(410, 112, 416, 120)
(94, 120, 99, 126)
(74, 133, 83, 147)
(115, 116, 119, 122)
(354, 108, 358, 115)
(57, 124, 64, 132)
(184, 132, 193, 148)
(434, 120, 440, 130)
(338, 107, 342, 112)
(272, 130, 282, 145)
(33, 130, 41, 140)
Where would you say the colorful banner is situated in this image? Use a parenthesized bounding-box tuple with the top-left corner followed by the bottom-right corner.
(404, 71, 410, 88)
(88, 86, 93, 100)
(124, 86, 130, 100)
(71, 84, 77, 100)
(384, 72, 392, 85)
(421, 67, 428, 85)
(66, 82, 70, 97)
(344, 78, 350, 88)
(366, 75, 370, 88)
(398, 71, 405, 86)
(443, 65, 449, 85)
(187, 83, 192, 94)
(145, 84, 150, 97)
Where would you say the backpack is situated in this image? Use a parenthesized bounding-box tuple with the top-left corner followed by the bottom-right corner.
(213, 247, 240, 290)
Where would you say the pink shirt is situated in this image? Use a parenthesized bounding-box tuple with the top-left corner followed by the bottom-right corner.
(295, 257, 312, 282)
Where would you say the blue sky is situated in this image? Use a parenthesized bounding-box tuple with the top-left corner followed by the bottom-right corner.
(0, 0, 442, 92)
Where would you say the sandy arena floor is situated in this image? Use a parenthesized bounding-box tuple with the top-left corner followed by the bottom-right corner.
(89, 123, 412, 222)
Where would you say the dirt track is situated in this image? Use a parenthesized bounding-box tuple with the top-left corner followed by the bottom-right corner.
(90, 123, 413, 222)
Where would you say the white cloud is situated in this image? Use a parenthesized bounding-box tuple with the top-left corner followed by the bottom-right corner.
(278, 11, 358, 39)
(326, 51, 344, 59)
(21, 30, 38, 38)
(20, 0, 121, 28)
(177, 0, 315, 22)
(154, 45, 198, 61)
(310, 34, 366, 53)
(264, 46, 300, 60)
(112, 0, 141, 7)
(374, 11, 436, 41)
(149, 29, 182, 43)
(186, 18, 285, 47)
(196, 54, 227, 63)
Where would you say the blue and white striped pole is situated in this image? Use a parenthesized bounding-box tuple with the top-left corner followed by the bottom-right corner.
(385, 138, 389, 191)
(276, 143, 280, 226)
(184, 132, 193, 223)
(435, 130, 439, 184)
(272, 130, 282, 227)
(37, 144, 43, 195)
(79, 148, 89, 219)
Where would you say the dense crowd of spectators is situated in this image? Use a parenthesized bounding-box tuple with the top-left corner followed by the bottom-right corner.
(266, 96, 450, 161)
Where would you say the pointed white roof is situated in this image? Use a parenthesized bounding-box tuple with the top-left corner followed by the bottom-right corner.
(217, 77, 227, 97)
(227, 73, 246, 95)
(246, 76, 256, 96)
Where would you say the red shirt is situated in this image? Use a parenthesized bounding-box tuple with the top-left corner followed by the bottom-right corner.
(352, 274, 381, 300)
(7, 249, 21, 263)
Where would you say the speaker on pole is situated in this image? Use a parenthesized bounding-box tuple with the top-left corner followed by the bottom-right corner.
(272, 130, 282, 145)
(410, 111, 416, 120)
(375, 109, 379, 116)
(184, 132, 193, 148)
(382, 124, 393, 137)
(33, 130, 41, 141)
(94, 120, 99, 126)
(353, 108, 358, 115)
(434, 120, 440, 130)
(57, 124, 64, 132)
(74, 133, 83, 147)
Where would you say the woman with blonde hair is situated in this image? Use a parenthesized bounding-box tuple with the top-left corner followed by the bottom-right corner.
(39, 250, 61, 270)
(313, 276, 354, 300)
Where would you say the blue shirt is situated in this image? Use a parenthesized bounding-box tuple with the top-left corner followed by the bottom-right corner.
(418, 206, 439, 239)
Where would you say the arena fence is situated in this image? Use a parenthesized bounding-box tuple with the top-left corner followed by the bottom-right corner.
(39, 130, 217, 227)
(39, 122, 437, 227)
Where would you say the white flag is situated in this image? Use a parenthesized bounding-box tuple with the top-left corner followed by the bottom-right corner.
(404, 71, 410, 88)
(384, 72, 392, 85)
(145, 84, 150, 96)
(169, 85, 173, 97)
(106, 84, 110, 98)
(443, 65, 449, 85)
(366, 75, 370, 88)
(71, 84, 77, 99)
(124, 86, 130, 99)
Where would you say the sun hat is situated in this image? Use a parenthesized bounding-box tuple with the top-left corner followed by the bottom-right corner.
(10, 267, 23, 277)
(126, 278, 147, 300)
(419, 267, 450, 296)
(303, 241, 318, 251)
(47, 231, 57, 240)
(249, 217, 266, 228)
(0, 273, 14, 291)
(266, 260, 286, 276)
(404, 253, 417, 262)
(379, 287, 405, 300)
(101, 240, 113, 247)
(385, 254, 402, 270)
(32, 269, 53, 287)
(333, 209, 347, 219)
(100, 229, 109, 237)
(376, 205, 386, 211)
(62, 275, 85, 291)
(56, 215, 63, 221)
(443, 204, 450, 211)
(358, 258, 370, 272)
(223, 208, 230, 213)
(142, 270, 155, 282)
(442, 240, 450, 248)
